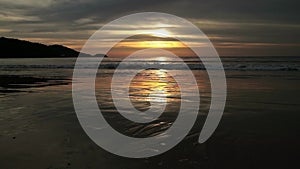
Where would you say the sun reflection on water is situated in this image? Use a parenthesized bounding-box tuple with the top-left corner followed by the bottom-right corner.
(129, 69, 180, 111)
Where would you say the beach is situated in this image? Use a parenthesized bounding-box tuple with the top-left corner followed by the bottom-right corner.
(0, 57, 299, 169)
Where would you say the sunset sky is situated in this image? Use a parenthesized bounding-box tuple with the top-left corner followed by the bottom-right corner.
(1, 0, 300, 56)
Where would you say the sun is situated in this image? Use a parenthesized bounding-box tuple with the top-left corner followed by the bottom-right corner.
(146, 29, 171, 37)
(156, 56, 168, 61)
(108, 28, 188, 56)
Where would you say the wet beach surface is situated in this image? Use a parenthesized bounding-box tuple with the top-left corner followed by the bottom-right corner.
(0, 58, 300, 169)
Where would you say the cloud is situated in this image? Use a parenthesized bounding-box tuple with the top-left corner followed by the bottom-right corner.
(74, 18, 95, 25)
(0, 11, 41, 22)
(0, 0, 55, 8)
(0, 0, 300, 55)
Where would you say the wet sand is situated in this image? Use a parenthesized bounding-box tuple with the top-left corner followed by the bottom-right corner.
(0, 75, 70, 90)
(0, 70, 299, 169)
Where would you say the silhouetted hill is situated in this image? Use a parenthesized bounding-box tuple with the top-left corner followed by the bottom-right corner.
(0, 37, 92, 58)
(94, 54, 108, 57)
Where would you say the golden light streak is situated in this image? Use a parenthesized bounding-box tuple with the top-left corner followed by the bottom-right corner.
(117, 41, 185, 48)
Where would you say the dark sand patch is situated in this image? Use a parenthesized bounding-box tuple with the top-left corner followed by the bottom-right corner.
(0, 75, 70, 91)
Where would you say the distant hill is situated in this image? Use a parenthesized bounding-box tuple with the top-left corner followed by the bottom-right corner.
(0, 37, 93, 58)
(94, 54, 108, 58)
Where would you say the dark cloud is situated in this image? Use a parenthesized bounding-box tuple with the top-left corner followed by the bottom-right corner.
(1, 0, 300, 55)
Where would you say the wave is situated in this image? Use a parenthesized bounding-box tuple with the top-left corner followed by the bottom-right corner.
(1, 56, 299, 71)
(0, 62, 299, 71)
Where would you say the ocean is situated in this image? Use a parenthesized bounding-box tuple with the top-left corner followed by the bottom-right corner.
(0, 56, 299, 169)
